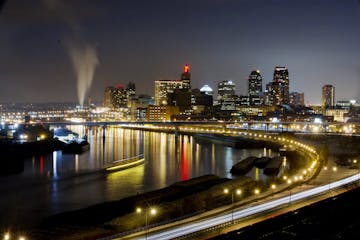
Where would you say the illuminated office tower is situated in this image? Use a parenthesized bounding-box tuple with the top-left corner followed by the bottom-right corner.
(181, 64, 191, 90)
(154, 80, 185, 105)
(217, 80, 236, 110)
(248, 70, 263, 105)
(103, 85, 127, 108)
(218, 80, 235, 99)
(154, 65, 192, 105)
(272, 66, 290, 105)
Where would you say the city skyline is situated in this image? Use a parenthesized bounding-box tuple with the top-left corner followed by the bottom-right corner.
(0, 0, 360, 104)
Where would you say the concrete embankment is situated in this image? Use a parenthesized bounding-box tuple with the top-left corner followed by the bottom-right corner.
(193, 133, 281, 150)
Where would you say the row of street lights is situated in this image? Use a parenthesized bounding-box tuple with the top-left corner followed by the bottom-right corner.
(223, 188, 242, 223)
(223, 185, 274, 223)
(3, 233, 26, 240)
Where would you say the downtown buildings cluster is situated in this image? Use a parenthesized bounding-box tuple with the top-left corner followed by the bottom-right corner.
(102, 65, 359, 123)
(0, 65, 359, 127)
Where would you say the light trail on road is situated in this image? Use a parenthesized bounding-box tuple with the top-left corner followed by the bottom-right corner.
(135, 173, 360, 240)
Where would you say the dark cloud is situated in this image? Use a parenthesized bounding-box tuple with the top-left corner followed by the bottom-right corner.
(0, 0, 103, 25)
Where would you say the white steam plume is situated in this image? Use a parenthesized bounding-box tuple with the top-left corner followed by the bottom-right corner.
(43, 0, 99, 106)
(68, 42, 99, 106)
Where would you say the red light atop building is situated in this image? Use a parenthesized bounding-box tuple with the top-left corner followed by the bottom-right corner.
(116, 84, 124, 89)
(184, 64, 190, 73)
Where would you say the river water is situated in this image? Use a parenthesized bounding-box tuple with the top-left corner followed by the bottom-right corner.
(0, 126, 279, 229)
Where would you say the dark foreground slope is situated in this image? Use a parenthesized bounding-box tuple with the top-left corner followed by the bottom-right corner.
(212, 185, 360, 240)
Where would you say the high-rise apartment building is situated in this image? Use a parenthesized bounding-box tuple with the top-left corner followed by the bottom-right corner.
(322, 84, 335, 108)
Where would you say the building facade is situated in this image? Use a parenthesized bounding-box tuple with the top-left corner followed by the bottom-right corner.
(217, 80, 237, 111)
(103, 85, 128, 108)
(290, 92, 305, 106)
(154, 65, 192, 105)
(154, 80, 185, 105)
(181, 64, 191, 90)
(271, 66, 290, 105)
(146, 105, 180, 121)
(248, 70, 263, 105)
(322, 84, 335, 108)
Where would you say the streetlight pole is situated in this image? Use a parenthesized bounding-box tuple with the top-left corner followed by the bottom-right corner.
(353, 159, 359, 182)
(224, 188, 242, 223)
(136, 207, 157, 240)
(287, 179, 292, 205)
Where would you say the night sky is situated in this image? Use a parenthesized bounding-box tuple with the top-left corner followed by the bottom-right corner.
(0, 0, 359, 104)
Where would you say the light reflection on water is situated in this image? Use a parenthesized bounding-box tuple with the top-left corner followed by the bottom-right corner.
(0, 126, 282, 229)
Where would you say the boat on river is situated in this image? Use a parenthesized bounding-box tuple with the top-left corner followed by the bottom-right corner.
(105, 154, 145, 172)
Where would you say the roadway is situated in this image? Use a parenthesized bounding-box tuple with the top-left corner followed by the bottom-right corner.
(115, 173, 360, 240)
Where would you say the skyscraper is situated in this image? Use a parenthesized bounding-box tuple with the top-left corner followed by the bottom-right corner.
(322, 84, 335, 108)
(154, 80, 185, 105)
(126, 81, 136, 98)
(248, 70, 263, 105)
(217, 80, 236, 110)
(154, 65, 192, 105)
(248, 70, 262, 96)
(272, 66, 290, 105)
(103, 85, 127, 108)
(181, 64, 191, 90)
(218, 80, 235, 99)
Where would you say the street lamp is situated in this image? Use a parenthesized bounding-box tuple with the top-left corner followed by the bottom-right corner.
(270, 183, 276, 196)
(136, 207, 157, 240)
(353, 159, 359, 181)
(4, 233, 10, 240)
(224, 188, 242, 223)
(330, 166, 337, 192)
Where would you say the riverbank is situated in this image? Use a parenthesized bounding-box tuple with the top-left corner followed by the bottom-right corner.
(0, 139, 89, 174)
(0, 139, 63, 173)
(29, 174, 268, 239)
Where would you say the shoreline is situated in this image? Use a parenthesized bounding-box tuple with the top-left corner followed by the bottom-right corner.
(13, 133, 360, 239)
